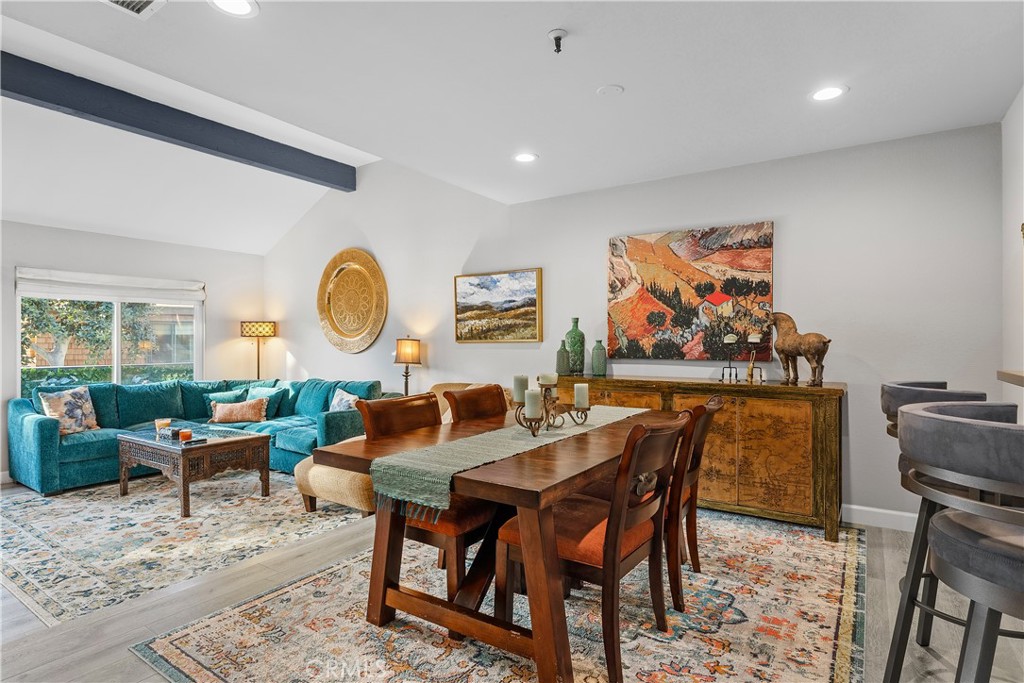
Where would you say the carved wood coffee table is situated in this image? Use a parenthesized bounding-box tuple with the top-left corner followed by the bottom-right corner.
(117, 427, 271, 517)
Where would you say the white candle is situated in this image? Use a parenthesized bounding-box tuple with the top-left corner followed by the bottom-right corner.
(538, 373, 558, 385)
(574, 383, 589, 409)
(748, 333, 762, 344)
(723, 334, 738, 344)
(512, 375, 528, 403)
(524, 389, 543, 418)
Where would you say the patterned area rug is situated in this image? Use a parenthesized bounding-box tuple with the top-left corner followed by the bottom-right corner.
(1, 471, 361, 625)
(133, 512, 864, 682)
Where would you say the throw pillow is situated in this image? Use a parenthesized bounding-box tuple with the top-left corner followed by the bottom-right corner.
(210, 397, 269, 423)
(247, 386, 286, 418)
(203, 389, 247, 417)
(38, 386, 100, 435)
(328, 387, 360, 412)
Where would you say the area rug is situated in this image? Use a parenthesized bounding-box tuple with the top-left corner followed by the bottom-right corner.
(1, 471, 361, 625)
(132, 511, 864, 682)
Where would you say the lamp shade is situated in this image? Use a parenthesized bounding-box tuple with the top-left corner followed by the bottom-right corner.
(240, 321, 277, 338)
(395, 337, 421, 365)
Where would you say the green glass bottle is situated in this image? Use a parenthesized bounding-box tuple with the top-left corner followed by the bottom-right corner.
(592, 339, 607, 377)
(555, 340, 570, 375)
(565, 318, 585, 375)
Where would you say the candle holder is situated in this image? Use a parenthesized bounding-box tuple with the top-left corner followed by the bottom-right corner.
(746, 344, 765, 384)
(719, 335, 739, 383)
(512, 383, 589, 437)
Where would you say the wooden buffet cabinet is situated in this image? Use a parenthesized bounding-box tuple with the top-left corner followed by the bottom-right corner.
(557, 375, 846, 541)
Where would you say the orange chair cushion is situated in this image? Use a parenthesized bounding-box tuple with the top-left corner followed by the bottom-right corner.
(406, 494, 497, 536)
(498, 494, 655, 568)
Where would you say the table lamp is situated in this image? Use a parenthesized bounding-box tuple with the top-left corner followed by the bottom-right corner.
(240, 321, 277, 379)
(394, 337, 422, 396)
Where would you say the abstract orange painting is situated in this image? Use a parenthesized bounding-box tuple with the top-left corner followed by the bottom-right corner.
(607, 222, 773, 361)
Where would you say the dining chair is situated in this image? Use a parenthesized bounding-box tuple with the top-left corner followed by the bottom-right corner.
(494, 412, 693, 683)
(443, 384, 508, 422)
(666, 395, 724, 602)
(356, 393, 496, 602)
(886, 401, 1023, 682)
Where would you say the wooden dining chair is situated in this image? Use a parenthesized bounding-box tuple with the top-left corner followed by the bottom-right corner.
(666, 395, 724, 608)
(443, 384, 508, 422)
(356, 393, 496, 602)
(494, 412, 693, 683)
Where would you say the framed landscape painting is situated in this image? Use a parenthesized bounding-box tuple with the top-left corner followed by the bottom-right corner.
(454, 268, 543, 343)
(607, 221, 773, 361)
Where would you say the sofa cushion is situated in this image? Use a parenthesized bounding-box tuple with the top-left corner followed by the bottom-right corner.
(295, 379, 335, 417)
(274, 426, 318, 456)
(224, 379, 278, 391)
(180, 380, 227, 419)
(38, 386, 100, 436)
(275, 380, 305, 417)
(328, 387, 360, 412)
(115, 381, 183, 426)
(58, 428, 127, 463)
(203, 389, 246, 416)
(334, 380, 383, 401)
(211, 398, 269, 424)
(248, 386, 287, 418)
(244, 415, 316, 436)
(33, 382, 119, 429)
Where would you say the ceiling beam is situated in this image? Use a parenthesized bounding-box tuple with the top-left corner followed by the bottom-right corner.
(1, 51, 356, 192)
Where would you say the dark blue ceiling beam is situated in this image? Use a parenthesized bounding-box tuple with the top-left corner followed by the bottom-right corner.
(1, 51, 356, 192)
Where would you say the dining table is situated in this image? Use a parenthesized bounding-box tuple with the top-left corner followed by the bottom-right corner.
(312, 407, 676, 683)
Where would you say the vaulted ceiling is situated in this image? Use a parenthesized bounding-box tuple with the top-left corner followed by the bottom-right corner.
(2, 1, 1021, 253)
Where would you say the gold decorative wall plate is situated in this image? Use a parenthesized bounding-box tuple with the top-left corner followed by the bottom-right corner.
(317, 248, 388, 353)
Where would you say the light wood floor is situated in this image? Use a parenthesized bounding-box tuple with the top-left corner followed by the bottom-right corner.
(2, 489, 1021, 682)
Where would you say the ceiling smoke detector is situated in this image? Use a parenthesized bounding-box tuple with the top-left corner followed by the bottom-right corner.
(100, 0, 167, 20)
(548, 28, 567, 54)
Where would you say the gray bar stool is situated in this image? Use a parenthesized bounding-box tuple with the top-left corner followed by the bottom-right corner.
(880, 380, 987, 664)
(885, 401, 1024, 682)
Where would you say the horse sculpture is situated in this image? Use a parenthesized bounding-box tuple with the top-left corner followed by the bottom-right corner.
(769, 312, 831, 386)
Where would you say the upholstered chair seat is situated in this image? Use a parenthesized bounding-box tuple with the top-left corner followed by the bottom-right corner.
(406, 494, 497, 537)
(928, 509, 1024, 596)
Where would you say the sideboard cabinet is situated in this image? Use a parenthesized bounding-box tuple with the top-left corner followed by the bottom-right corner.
(556, 375, 846, 541)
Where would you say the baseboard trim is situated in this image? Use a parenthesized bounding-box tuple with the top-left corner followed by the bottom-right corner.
(1, 470, 12, 485)
(842, 504, 917, 532)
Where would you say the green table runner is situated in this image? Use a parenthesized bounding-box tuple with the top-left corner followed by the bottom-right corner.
(370, 405, 648, 519)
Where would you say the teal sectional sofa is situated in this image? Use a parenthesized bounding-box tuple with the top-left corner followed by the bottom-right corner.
(7, 378, 396, 495)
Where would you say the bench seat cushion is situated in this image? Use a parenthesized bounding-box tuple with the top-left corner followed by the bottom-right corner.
(58, 428, 129, 463)
(274, 426, 317, 456)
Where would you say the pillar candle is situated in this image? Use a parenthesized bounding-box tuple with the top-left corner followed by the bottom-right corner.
(723, 334, 738, 344)
(574, 383, 589, 409)
(538, 373, 558, 385)
(524, 389, 543, 418)
(748, 333, 762, 344)
(512, 375, 528, 402)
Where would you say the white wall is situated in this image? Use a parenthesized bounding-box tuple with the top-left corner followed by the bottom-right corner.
(1002, 88, 1024, 410)
(265, 125, 1003, 528)
(1, 221, 265, 476)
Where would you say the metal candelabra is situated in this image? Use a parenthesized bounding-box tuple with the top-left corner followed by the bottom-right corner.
(511, 383, 589, 437)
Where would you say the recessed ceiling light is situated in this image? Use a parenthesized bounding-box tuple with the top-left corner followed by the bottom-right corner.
(596, 84, 625, 96)
(514, 153, 539, 163)
(811, 85, 848, 101)
(209, 0, 259, 18)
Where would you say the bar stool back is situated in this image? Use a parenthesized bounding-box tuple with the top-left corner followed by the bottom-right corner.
(884, 401, 1023, 682)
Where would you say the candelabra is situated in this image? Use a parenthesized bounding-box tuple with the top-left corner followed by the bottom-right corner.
(512, 382, 589, 437)
(720, 334, 739, 383)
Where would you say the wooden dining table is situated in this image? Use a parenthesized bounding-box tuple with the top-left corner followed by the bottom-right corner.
(312, 408, 674, 683)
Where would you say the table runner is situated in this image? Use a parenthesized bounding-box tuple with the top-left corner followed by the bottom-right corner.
(370, 405, 648, 519)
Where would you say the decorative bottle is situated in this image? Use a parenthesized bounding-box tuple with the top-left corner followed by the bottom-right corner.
(591, 339, 607, 377)
(565, 317, 585, 375)
(555, 340, 570, 375)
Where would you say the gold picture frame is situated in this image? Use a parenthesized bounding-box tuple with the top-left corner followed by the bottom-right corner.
(454, 268, 543, 343)
(317, 248, 388, 354)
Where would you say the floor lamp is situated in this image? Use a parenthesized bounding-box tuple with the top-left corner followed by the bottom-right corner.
(394, 337, 421, 396)
(240, 321, 277, 379)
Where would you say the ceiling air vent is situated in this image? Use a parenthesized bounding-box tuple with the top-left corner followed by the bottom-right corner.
(101, 0, 167, 20)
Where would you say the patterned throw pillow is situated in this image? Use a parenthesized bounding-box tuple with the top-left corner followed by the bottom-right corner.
(38, 386, 100, 436)
(210, 397, 269, 424)
(328, 387, 360, 412)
